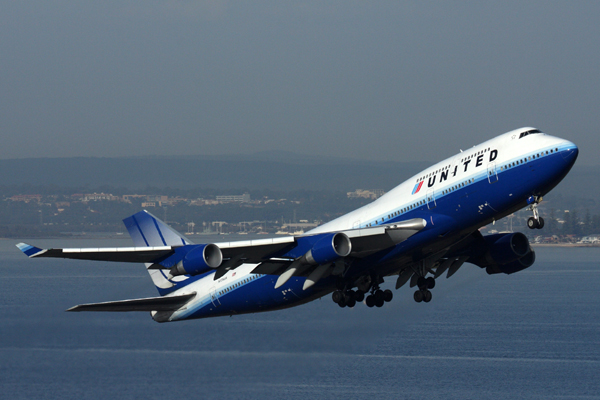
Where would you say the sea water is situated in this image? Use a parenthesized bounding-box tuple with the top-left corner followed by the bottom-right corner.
(1, 238, 599, 399)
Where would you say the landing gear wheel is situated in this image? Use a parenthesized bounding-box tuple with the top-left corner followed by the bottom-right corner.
(375, 297, 385, 307)
(338, 299, 346, 307)
(417, 277, 427, 289)
(426, 277, 436, 289)
(346, 290, 356, 302)
(346, 298, 356, 308)
(414, 290, 424, 303)
(383, 289, 393, 302)
(527, 217, 539, 229)
(332, 291, 344, 304)
(374, 289, 384, 303)
(354, 291, 365, 303)
(423, 290, 432, 303)
(366, 295, 375, 308)
(537, 217, 545, 229)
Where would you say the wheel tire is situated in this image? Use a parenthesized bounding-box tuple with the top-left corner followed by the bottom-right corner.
(527, 217, 538, 229)
(346, 290, 356, 302)
(383, 289, 393, 302)
(375, 297, 385, 307)
(374, 289, 384, 302)
(426, 277, 436, 289)
(417, 276, 427, 289)
(332, 291, 344, 304)
(423, 290, 432, 303)
(354, 291, 365, 302)
(366, 295, 375, 308)
(537, 217, 545, 229)
(346, 298, 356, 308)
(338, 298, 346, 307)
(414, 290, 424, 303)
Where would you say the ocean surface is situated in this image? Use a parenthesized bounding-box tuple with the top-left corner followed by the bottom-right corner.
(1, 237, 599, 399)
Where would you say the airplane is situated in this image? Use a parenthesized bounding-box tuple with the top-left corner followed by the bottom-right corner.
(17, 127, 578, 322)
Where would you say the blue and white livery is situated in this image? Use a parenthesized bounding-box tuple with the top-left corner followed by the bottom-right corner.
(18, 128, 578, 322)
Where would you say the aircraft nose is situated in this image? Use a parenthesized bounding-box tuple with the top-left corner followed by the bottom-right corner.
(561, 141, 579, 167)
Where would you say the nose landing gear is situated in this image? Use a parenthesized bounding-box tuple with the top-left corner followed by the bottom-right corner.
(527, 196, 544, 229)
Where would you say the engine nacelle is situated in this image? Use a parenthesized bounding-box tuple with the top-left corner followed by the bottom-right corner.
(302, 232, 351, 265)
(486, 249, 535, 275)
(470, 232, 535, 275)
(486, 232, 531, 265)
(170, 244, 223, 276)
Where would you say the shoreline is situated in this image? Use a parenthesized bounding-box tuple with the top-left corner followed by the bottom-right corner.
(532, 243, 600, 247)
(2, 236, 599, 248)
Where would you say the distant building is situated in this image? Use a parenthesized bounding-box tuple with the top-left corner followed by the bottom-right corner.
(72, 193, 119, 202)
(122, 195, 146, 203)
(347, 189, 385, 199)
(9, 194, 42, 203)
(216, 193, 251, 203)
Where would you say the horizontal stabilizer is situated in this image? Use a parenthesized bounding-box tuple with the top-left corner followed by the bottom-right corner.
(67, 293, 196, 312)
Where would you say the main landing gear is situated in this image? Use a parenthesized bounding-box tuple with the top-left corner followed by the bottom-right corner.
(332, 289, 361, 308)
(413, 276, 435, 303)
(331, 283, 393, 308)
(365, 287, 393, 308)
(527, 196, 544, 229)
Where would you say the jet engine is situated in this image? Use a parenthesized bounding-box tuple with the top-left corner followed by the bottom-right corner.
(485, 232, 530, 265)
(485, 249, 535, 275)
(471, 232, 535, 275)
(301, 232, 352, 265)
(169, 244, 223, 276)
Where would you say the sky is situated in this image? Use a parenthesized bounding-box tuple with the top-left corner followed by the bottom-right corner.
(1, 1, 599, 164)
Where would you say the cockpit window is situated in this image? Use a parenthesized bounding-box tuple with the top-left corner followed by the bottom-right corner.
(519, 129, 542, 138)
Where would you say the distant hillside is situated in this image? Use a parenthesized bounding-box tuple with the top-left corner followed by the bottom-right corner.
(0, 154, 429, 191)
(0, 155, 595, 199)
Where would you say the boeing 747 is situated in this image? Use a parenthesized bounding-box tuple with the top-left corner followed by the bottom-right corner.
(18, 127, 578, 322)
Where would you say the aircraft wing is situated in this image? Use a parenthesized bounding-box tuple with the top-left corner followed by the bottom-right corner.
(16, 217, 426, 287)
(341, 218, 426, 257)
(16, 243, 175, 263)
(16, 238, 297, 266)
(249, 218, 427, 288)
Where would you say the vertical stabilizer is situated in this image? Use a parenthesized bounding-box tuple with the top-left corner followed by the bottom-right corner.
(123, 210, 191, 247)
(123, 210, 194, 294)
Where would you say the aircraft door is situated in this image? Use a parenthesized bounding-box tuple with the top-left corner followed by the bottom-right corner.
(426, 189, 437, 209)
(487, 162, 498, 183)
(209, 287, 221, 307)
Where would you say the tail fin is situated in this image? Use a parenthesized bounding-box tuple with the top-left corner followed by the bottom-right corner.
(123, 210, 191, 247)
(123, 210, 193, 295)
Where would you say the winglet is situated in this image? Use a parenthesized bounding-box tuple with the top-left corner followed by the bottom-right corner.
(16, 243, 46, 258)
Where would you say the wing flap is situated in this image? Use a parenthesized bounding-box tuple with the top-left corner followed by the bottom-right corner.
(216, 237, 295, 263)
(67, 293, 196, 312)
(343, 218, 426, 257)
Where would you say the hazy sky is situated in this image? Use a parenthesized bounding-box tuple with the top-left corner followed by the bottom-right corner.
(1, 1, 598, 164)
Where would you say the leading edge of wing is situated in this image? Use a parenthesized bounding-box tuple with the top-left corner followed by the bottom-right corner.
(67, 293, 196, 312)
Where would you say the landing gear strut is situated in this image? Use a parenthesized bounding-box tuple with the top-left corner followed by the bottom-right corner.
(527, 196, 544, 229)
